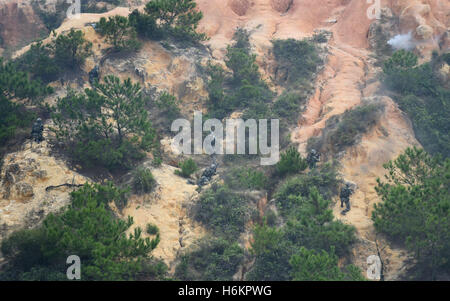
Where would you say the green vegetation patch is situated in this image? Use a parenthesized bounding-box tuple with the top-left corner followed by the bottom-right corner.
(0, 183, 165, 281)
(51, 76, 156, 171)
(193, 184, 255, 240)
(175, 237, 244, 281)
(308, 102, 385, 155)
(373, 147, 450, 280)
(382, 50, 450, 158)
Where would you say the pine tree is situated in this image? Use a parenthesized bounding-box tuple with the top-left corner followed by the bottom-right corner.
(1, 183, 162, 280)
(97, 16, 141, 51)
(51, 29, 92, 69)
(290, 247, 364, 281)
(51, 76, 156, 170)
(373, 147, 450, 279)
(144, 0, 207, 41)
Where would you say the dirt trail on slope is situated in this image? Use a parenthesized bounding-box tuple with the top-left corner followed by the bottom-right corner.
(3, 0, 447, 278)
(293, 44, 368, 153)
(334, 96, 420, 279)
(288, 1, 426, 279)
(196, 0, 441, 279)
(121, 164, 205, 270)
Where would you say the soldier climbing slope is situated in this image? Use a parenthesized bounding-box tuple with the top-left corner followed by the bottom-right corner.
(89, 65, 100, 85)
(340, 182, 354, 215)
(31, 118, 44, 143)
(307, 149, 321, 169)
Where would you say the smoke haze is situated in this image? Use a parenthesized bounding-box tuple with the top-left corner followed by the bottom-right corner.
(388, 32, 416, 50)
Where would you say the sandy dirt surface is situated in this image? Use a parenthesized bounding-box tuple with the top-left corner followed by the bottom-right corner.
(194, 0, 448, 279)
(121, 164, 205, 270)
(1, 0, 448, 278)
(12, 6, 134, 58)
(0, 135, 88, 246)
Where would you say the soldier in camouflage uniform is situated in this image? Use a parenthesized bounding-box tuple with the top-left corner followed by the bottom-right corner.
(307, 149, 320, 169)
(340, 183, 353, 215)
(31, 118, 44, 143)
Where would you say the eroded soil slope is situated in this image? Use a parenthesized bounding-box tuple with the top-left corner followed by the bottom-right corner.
(0, 0, 448, 278)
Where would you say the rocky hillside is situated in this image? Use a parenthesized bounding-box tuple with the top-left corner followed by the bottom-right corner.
(0, 0, 448, 280)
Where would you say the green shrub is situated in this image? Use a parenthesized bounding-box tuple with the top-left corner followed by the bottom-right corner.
(225, 33, 267, 84)
(382, 51, 450, 157)
(206, 29, 272, 119)
(143, 0, 207, 42)
(308, 103, 385, 154)
(16, 42, 61, 82)
(156, 91, 181, 122)
(225, 47, 260, 86)
(247, 186, 358, 281)
(129, 9, 163, 40)
(396, 93, 450, 157)
(225, 167, 268, 190)
(51, 76, 156, 171)
(265, 210, 278, 227)
(246, 223, 293, 281)
(272, 39, 322, 87)
(275, 163, 340, 216)
(205, 62, 225, 105)
(72, 137, 145, 171)
(138, 258, 168, 280)
(282, 188, 357, 256)
(331, 103, 384, 149)
(194, 184, 253, 239)
(175, 158, 198, 178)
(133, 168, 157, 194)
(1, 58, 53, 104)
(290, 247, 364, 281)
(312, 32, 328, 43)
(276, 146, 307, 176)
(0, 183, 160, 281)
(0, 97, 35, 145)
(153, 156, 163, 167)
(97, 16, 141, 52)
(175, 238, 244, 281)
(272, 92, 305, 120)
(51, 29, 92, 69)
(146, 223, 160, 236)
(232, 28, 251, 51)
(0, 58, 51, 159)
(372, 147, 450, 279)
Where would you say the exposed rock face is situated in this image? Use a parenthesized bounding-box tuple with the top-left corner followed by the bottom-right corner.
(0, 140, 88, 244)
(100, 40, 209, 117)
(391, 0, 449, 57)
(367, 8, 397, 51)
(0, 0, 140, 55)
(416, 24, 434, 40)
(1, 0, 449, 279)
(0, 0, 46, 53)
(121, 163, 205, 270)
